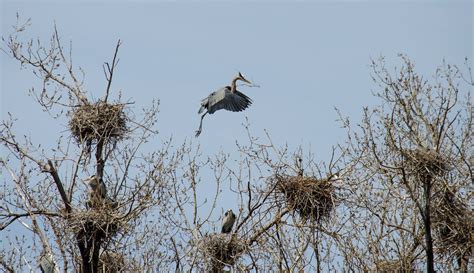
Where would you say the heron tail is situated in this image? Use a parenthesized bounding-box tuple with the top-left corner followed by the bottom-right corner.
(198, 97, 209, 114)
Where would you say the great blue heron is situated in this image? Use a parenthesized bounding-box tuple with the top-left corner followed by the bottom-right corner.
(195, 72, 253, 137)
(84, 175, 107, 209)
(221, 209, 236, 234)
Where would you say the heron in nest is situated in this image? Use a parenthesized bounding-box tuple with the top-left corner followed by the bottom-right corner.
(84, 175, 107, 209)
(221, 209, 236, 234)
(85, 175, 118, 209)
(195, 72, 253, 137)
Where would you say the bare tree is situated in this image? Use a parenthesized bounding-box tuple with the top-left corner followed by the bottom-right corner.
(340, 55, 473, 272)
(1, 16, 167, 272)
(1, 17, 472, 273)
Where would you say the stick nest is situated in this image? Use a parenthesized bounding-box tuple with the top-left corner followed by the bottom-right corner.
(69, 208, 123, 240)
(375, 259, 413, 272)
(432, 188, 473, 260)
(69, 102, 127, 146)
(274, 175, 336, 223)
(199, 234, 246, 270)
(402, 148, 448, 177)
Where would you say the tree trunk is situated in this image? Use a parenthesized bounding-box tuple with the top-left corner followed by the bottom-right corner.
(422, 174, 434, 273)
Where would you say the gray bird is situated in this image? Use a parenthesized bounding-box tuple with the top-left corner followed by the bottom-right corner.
(221, 209, 236, 234)
(85, 175, 107, 209)
(195, 72, 253, 137)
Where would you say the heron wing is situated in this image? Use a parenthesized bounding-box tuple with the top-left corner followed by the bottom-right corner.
(230, 90, 253, 112)
(209, 89, 252, 113)
(221, 212, 236, 233)
(203, 89, 226, 114)
(99, 180, 107, 199)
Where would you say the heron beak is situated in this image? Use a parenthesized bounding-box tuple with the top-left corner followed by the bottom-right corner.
(237, 72, 252, 84)
(241, 77, 252, 85)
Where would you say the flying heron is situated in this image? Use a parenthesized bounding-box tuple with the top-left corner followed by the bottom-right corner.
(221, 209, 236, 234)
(195, 72, 253, 137)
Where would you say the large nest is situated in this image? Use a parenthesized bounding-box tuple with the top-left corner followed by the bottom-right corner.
(199, 234, 246, 271)
(69, 208, 123, 242)
(402, 148, 449, 177)
(432, 188, 473, 261)
(274, 175, 336, 223)
(69, 102, 127, 146)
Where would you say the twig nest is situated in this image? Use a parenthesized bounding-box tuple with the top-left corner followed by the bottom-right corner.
(375, 259, 413, 272)
(69, 101, 127, 146)
(274, 175, 336, 223)
(99, 251, 125, 273)
(432, 188, 473, 259)
(402, 148, 448, 177)
(70, 208, 122, 239)
(199, 234, 245, 271)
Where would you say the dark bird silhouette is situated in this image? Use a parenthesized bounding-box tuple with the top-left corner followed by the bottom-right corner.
(85, 175, 119, 210)
(221, 209, 236, 234)
(85, 175, 107, 209)
(195, 72, 252, 137)
(85, 175, 118, 209)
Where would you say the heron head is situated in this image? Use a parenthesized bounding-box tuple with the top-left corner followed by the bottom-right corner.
(84, 175, 99, 188)
(237, 72, 251, 84)
(225, 209, 235, 218)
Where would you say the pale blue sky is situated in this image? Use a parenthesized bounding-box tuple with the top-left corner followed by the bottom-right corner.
(2, 0, 471, 158)
(0, 1, 472, 266)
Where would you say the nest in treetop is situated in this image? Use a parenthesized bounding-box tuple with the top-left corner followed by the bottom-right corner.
(199, 234, 246, 271)
(69, 101, 127, 146)
(432, 188, 473, 259)
(402, 148, 448, 177)
(274, 174, 336, 223)
(69, 208, 123, 240)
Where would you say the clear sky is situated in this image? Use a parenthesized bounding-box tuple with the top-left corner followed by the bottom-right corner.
(2, 0, 471, 157)
(0, 0, 472, 265)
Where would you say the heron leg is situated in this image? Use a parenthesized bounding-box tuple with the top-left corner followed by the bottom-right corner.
(195, 112, 207, 137)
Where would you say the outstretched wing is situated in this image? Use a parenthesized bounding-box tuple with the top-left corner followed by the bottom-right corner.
(208, 89, 252, 114)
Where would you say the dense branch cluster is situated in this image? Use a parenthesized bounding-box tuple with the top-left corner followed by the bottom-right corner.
(432, 188, 473, 263)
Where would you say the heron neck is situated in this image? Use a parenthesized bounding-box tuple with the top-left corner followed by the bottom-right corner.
(230, 77, 239, 92)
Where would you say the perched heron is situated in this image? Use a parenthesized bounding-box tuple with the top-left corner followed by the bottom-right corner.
(221, 209, 236, 234)
(195, 72, 253, 137)
(84, 175, 107, 209)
